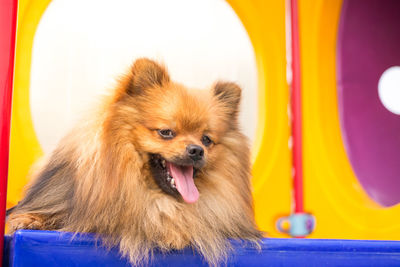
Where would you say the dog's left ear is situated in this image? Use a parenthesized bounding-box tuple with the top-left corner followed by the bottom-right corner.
(213, 81, 242, 120)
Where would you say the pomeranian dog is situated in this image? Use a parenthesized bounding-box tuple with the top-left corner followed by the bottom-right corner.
(7, 58, 262, 266)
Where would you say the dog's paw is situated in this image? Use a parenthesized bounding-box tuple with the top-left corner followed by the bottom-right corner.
(7, 213, 45, 232)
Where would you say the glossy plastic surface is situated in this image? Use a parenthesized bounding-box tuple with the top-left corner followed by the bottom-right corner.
(300, 0, 400, 239)
(337, 0, 400, 207)
(0, 0, 18, 263)
(290, 0, 304, 214)
(4, 230, 400, 267)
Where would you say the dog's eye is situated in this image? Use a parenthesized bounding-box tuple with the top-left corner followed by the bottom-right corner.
(201, 135, 213, 147)
(157, 129, 175, 139)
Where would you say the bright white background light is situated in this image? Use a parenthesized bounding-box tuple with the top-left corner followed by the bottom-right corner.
(378, 66, 400, 115)
(30, 0, 258, 153)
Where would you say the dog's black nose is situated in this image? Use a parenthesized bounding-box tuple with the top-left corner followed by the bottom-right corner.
(186, 144, 204, 161)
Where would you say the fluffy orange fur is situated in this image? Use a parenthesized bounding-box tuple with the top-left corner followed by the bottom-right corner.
(7, 58, 262, 266)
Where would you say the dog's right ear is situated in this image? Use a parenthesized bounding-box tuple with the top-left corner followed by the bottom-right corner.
(213, 81, 242, 121)
(126, 58, 170, 95)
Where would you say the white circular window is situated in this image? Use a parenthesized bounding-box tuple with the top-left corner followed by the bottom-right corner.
(378, 66, 400, 115)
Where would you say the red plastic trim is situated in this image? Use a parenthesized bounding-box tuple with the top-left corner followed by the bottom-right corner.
(0, 0, 18, 264)
(290, 0, 304, 213)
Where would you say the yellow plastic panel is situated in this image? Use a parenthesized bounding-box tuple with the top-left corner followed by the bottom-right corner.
(300, 0, 400, 239)
(227, 0, 291, 237)
(7, 0, 50, 208)
(8, 0, 291, 237)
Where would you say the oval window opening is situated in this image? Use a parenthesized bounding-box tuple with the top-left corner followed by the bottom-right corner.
(30, 0, 258, 153)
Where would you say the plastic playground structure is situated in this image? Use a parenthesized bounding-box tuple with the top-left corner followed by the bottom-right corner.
(1, 0, 400, 266)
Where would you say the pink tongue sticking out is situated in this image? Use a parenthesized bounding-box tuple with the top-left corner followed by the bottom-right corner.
(167, 162, 199, 203)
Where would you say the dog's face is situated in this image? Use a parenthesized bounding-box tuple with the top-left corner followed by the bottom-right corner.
(117, 59, 241, 204)
(141, 89, 213, 204)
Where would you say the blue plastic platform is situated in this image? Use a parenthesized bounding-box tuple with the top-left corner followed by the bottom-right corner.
(3, 230, 400, 266)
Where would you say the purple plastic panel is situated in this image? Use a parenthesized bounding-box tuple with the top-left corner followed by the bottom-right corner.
(337, 0, 400, 206)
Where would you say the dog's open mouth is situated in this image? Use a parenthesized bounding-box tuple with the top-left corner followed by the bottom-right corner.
(149, 154, 199, 203)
